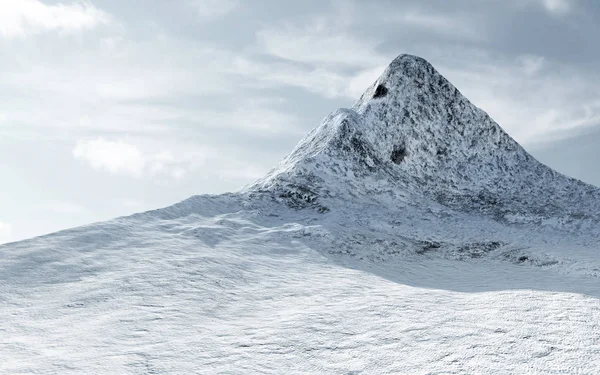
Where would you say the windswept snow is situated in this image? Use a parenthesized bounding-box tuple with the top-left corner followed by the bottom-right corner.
(2, 54, 600, 374)
(2, 200, 600, 374)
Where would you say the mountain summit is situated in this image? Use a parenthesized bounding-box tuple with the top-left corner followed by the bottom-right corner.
(252, 54, 599, 229)
(2, 54, 600, 374)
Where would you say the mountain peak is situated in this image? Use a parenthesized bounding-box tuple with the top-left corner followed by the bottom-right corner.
(388, 54, 436, 75)
(356, 53, 451, 107)
(250, 54, 599, 226)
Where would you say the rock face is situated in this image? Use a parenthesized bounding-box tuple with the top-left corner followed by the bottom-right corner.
(250, 54, 600, 229)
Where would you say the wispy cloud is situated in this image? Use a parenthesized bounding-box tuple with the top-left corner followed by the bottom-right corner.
(257, 19, 386, 68)
(251, 4, 481, 100)
(233, 57, 347, 98)
(180, 97, 307, 135)
(0, 0, 110, 38)
(517, 54, 546, 75)
(0, 36, 247, 139)
(187, 0, 239, 20)
(384, 10, 484, 40)
(234, 56, 368, 99)
(435, 50, 600, 144)
(246, 15, 390, 100)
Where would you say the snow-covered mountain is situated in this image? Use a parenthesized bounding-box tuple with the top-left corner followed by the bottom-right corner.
(2, 54, 600, 374)
(252, 54, 599, 228)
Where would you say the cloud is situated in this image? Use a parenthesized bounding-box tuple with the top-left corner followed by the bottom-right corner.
(0, 0, 110, 38)
(518, 55, 545, 75)
(73, 138, 147, 177)
(218, 99, 307, 135)
(70, 137, 275, 190)
(384, 10, 483, 40)
(346, 65, 387, 98)
(433, 50, 600, 145)
(505, 0, 574, 15)
(538, 0, 573, 14)
(72, 138, 211, 179)
(257, 19, 386, 68)
(0, 221, 12, 241)
(250, 6, 474, 101)
(234, 57, 346, 97)
(0, 34, 260, 140)
(187, 0, 239, 19)
(251, 6, 479, 100)
(233, 55, 385, 100)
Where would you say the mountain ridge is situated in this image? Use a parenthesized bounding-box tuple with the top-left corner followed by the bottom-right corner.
(249, 54, 600, 229)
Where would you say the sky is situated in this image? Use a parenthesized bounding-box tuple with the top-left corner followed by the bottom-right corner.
(1, 0, 600, 244)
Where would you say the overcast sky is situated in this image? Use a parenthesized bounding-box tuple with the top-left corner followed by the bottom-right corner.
(1, 0, 599, 244)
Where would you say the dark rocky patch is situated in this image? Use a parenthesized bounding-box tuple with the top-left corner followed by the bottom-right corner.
(373, 84, 388, 99)
(457, 241, 503, 259)
(391, 146, 407, 164)
(416, 240, 442, 254)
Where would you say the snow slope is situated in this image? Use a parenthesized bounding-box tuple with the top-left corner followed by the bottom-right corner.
(2, 54, 600, 374)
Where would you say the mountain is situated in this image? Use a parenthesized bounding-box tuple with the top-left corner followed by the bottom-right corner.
(2, 54, 600, 374)
(252, 54, 599, 227)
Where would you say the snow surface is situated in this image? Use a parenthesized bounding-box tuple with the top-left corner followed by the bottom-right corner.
(2, 54, 600, 374)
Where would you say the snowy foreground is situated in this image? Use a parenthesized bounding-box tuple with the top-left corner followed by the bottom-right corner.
(3, 54, 600, 373)
(2, 196, 600, 374)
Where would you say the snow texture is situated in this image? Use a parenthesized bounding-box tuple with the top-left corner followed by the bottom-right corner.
(2, 54, 600, 374)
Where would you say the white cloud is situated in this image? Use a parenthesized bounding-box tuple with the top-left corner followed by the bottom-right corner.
(74, 138, 146, 177)
(187, 0, 238, 19)
(539, 0, 572, 14)
(518, 55, 545, 75)
(72, 138, 211, 179)
(0, 221, 12, 241)
(70, 137, 272, 189)
(0, 0, 110, 38)
(172, 167, 187, 180)
(510, 0, 574, 15)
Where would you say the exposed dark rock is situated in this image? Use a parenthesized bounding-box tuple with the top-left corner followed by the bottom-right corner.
(391, 146, 407, 164)
(416, 240, 442, 254)
(373, 84, 388, 99)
